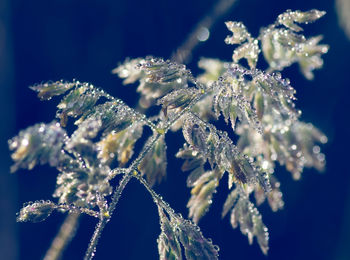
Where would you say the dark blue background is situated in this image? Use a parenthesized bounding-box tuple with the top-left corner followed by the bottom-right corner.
(1, 0, 349, 259)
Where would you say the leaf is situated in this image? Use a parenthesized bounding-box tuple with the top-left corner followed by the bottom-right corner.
(214, 134, 270, 192)
(297, 36, 329, 80)
(54, 166, 112, 208)
(182, 115, 218, 167)
(236, 119, 327, 180)
(158, 88, 199, 116)
(226, 193, 269, 255)
(176, 217, 219, 259)
(187, 170, 218, 224)
(225, 21, 251, 44)
(17, 200, 56, 223)
(254, 176, 284, 212)
(112, 58, 144, 84)
(157, 206, 219, 260)
(134, 57, 194, 108)
(197, 58, 227, 84)
(222, 188, 239, 218)
(182, 115, 270, 192)
(97, 122, 143, 166)
(139, 136, 167, 187)
(67, 101, 141, 158)
(158, 209, 183, 260)
(30, 81, 76, 100)
(139, 58, 192, 84)
(277, 9, 326, 32)
(177, 144, 219, 223)
(9, 122, 68, 172)
(212, 76, 263, 134)
(260, 13, 328, 79)
(176, 144, 206, 187)
(56, 83, 107, 126)
(223, 64, 299, 126)
(254, 91, 264, 121)
(232, 40, 260, 69)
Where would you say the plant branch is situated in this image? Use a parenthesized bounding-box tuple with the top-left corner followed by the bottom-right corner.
(134, 173, 175, 217)
(43, 213, 80, 260)
(84, 173, 131, 260)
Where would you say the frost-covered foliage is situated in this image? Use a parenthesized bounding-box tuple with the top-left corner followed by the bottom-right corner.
(10, 9, 328, 259)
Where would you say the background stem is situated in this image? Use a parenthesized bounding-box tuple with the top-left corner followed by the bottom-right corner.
(43, 213, 80, 260)
(171, 0, 238, 64)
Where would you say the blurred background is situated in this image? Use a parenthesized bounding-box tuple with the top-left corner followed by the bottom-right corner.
(1, 0, 349, 259)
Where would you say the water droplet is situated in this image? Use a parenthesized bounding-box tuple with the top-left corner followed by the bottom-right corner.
(197, 27, 210, 42)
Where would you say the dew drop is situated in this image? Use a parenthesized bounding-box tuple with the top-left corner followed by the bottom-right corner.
(197, 27, 210, 42)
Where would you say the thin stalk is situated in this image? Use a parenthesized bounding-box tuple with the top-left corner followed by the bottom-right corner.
(43, 213, 80, 260)
(135, 173, 175, 218)
(172, 0, 238, 64)
(84, 173, 131, 260)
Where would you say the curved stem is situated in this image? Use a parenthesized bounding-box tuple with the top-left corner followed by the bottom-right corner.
(43, 213, 80, 260)
(134, 173, 176, 218)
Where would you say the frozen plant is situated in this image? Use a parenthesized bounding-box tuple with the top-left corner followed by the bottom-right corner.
(9, 9, 328, 259)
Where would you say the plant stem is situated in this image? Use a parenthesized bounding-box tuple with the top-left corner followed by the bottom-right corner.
(135, 173, 176, 218)
(172, 0, 238, 64)
(43, 213, 80, 260)
(84, 173, 131, 260)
